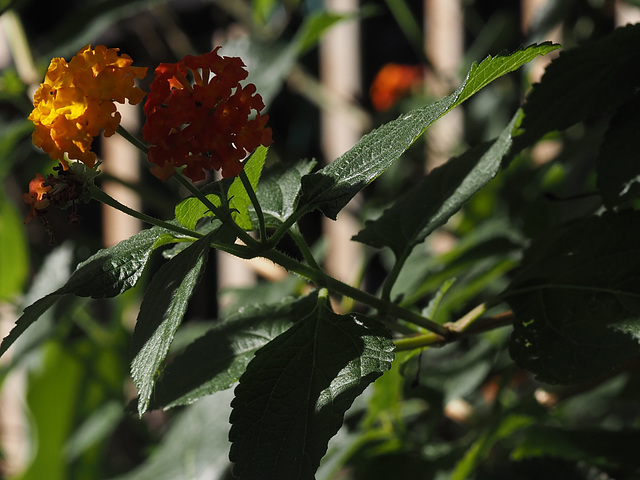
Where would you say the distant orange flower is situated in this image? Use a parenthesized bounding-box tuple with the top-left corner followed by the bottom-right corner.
(29, 45, 147, 169)
(369, 63, 423, 111)
(22, 173, 51, 223)
(142, 47, 273, 181)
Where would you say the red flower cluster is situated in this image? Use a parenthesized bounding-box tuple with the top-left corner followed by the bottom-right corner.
(369, 63, 423, 112)
(142, 48, 273, 181)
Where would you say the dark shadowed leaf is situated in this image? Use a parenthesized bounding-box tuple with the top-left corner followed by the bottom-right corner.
(229, 293, 394, 480)
(131, 231, 216, 416)
(112, 390, 236, 480)
(0, 226, 177, 358)
(253, 159, 317, 227)
(477, 457, 609, 480)
(513, 426, 640, 473)
(507, 211, 640, 384)
(149, 293, 318, 410)
(513, 23, 640, 153)
(353, 111, 520, 257)
(596, 93, 640, 208)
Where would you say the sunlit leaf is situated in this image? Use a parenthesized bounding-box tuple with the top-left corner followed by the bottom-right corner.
(175, 147, 266, 230)
(299, 43, 558, 219)
(229, 293, 394, 479)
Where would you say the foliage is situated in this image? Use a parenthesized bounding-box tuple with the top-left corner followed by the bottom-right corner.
(2, 2, 640, 480)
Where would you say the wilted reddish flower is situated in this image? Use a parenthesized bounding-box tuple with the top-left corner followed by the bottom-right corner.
(22, 173, 51, 223)
(142, 47, 273, 181)
(369, 63, 423, 112)
(22, 164, 89, 226)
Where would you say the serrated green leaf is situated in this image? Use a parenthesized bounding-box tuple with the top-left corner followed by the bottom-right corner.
(514, 23, 640, 153)
(596, 93, 640, 208)
(299, 43, 558, 219)
(149, 293, 318, 410)
(507, 211, 640, 384)
(175, 147, 267, 230)
(61, 226, 176, 298)
(0, 226, 175, 358)
(353, 110, 520, 257)
(253, 159, 317, 227)
(131, 231, 215, 416)
(229, 296, 394, 480)
(456, 43, 559, 106)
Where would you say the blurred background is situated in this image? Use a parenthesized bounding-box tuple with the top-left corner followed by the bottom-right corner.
(1, 0, 639, 478)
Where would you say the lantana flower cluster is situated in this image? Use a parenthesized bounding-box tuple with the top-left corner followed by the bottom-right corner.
(29, 45, 147, 169)
(143, 47, 273, 181)
(25, 44, 273, 223)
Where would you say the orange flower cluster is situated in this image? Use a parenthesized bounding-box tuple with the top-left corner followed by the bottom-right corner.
(29, 45, 147, 169)
(369, 63, 423, 112)
(142, 47, 273, 181)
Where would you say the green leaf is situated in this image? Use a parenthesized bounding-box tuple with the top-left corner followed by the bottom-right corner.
(228, 145, 267, 229)
(111, 390, 235, 480)
(513, 23, 640, 152)
(229, 294, 394, 479)
(0, 294, 63, 358)
(507, 211, 640, 384)
(477, 458, 606, 480)
(149, 293, 318, 410)
(295, 12, 351, 54)
(174, 147, 267, 230)
(299, 42, 558, 219)
(254, 159, 317, 227)
(131, 230, 215, 416)
(60, 226, 176, 298)
(0, 226, 174, 358)
(0, 194, 28, 300)
(513, 426, 640, 472)
(353, 110, 521, 257)
(596, 93, 640, 208)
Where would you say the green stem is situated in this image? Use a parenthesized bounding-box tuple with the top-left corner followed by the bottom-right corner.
(393, 310, 514, 351)
(172, 172, 261, 250)
(268, 205, 310, 247)
(117, 125, 261, 249)
(239, 169, 267, 243)
(380, 249, 410, 302)
(90, 184, 253, 258)
(117, 125, 149, 153)
(262, 248, 451, 337)
(288, 225, 321, 270)
(89, 185, 202, 239)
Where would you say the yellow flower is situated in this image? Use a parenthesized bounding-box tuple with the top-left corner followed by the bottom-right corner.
(29, 45, 147, 168)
